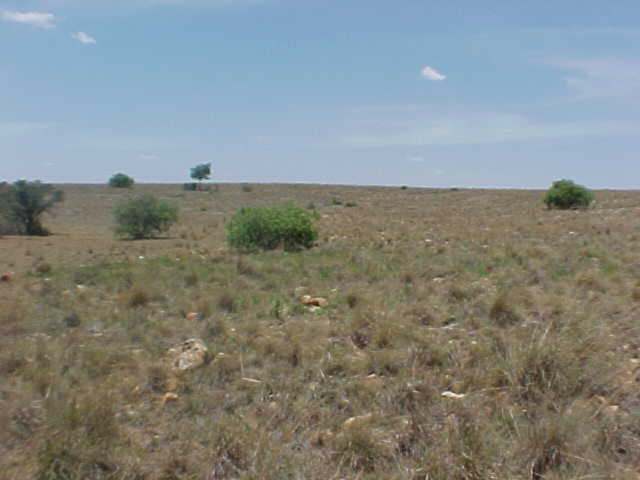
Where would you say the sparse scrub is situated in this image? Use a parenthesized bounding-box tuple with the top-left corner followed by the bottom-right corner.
(113, 194, 178, 239)
(544, 179, 594, 209)
(226, 203, 318, 251)
(108, 172, 135, 188)
(1, 184, 639, 479)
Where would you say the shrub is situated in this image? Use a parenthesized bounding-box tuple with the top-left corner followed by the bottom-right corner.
(544, 179, 594, 210)
(183, 182, 198, 191)
(108, 173, 135, 188)
(113, 194, 178, 239)
(226, 203, 318, 251)
(0, 180, 63, 236)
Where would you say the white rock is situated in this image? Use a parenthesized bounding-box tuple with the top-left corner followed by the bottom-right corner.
(169, 338, 209, 373)
(441, 391, 466, 400)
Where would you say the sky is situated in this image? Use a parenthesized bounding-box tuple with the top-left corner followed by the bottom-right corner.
(1, 1, 640, 188)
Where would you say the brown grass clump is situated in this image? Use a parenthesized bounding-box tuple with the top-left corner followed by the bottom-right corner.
(126, 286, 151, 308)
(489, 292, 521, 327)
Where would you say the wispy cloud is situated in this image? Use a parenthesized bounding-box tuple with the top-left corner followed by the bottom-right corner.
(0, 121, 50, 137)
(421, 65, 446, 81)
(72, 31, 96, 44)
(345, 110, 640, 147)
(1, 10, 55, 29)
(549, 58, 640, 100)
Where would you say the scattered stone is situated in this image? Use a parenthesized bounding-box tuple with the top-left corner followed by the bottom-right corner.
(1, 272, 14, 282)
(301, 295, 329, 308)
(342, 413, 374, 431)
(441, 391, 466, 400)
(169, 338, 209, 373)
(162, 392, 179, 405)
(64, 312, 81, 328)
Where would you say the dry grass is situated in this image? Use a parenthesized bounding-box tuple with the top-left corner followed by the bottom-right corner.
(1, 184, 640, 478)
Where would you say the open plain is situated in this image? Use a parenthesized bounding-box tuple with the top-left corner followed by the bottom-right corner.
(2, 184, 640, 479)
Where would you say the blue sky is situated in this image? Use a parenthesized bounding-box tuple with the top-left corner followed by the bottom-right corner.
(2, 1, 640, 187)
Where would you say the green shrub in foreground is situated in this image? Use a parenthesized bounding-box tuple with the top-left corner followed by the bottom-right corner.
(113, 194, 178, 239)
(109, 173, 135, 188)
(544, 179, 594, 210)
(227, 204, 318, 251)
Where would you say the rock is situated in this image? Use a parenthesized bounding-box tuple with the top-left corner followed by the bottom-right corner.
(169, 338, 209, 373)
(301, 295, 329, 308)
(441, 391, 466, 400)
(64, 312, 81, 328)
(1, 272, 14, 282)
(162, 392, 179, 405)
(342, 413, 374, 431)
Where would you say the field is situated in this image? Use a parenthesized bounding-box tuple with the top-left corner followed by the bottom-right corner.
(1, 184, 640, 479)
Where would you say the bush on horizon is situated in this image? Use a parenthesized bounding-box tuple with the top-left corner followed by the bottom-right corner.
(109, 173, 135, 188)
(113, 194, 178, 239)
(544, 179, 594, 210)
(227, 203, 318, 252)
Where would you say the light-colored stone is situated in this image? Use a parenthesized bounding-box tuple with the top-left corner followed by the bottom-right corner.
(162, 392, 179, 405)
(441, 391, 466, 400)
(343, 413, 374, 431)
(301, 295, 329, 308)
(169, 338, 209, 373)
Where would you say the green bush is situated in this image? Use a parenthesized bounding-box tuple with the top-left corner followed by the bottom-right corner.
(227, 203, 318, 252)
(544, 179, 594, 210)
(0, 180, 63, 236)
(113, 194, 178, 239)
(190, 163, 212, 183)
(108, 173, 135, 188)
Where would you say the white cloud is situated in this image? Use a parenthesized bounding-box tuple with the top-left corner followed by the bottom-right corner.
(72, 31, 97, 44)
(1, 11, 56, 29)
(549, 58, 640, 100)
(421, 65, 446, 81)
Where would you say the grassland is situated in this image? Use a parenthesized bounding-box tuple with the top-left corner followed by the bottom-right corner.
(1, 184, 640, 479)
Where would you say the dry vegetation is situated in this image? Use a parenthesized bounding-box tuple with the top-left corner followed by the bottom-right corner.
(1, 184, 640, 479)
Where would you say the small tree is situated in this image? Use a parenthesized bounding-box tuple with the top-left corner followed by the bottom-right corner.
(109, 173, 135, 188)
(544, 179, 594, 210)
(190, 163, 212, 189)
(0, 180, 63, 236)
(113, 194, 178, 239)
